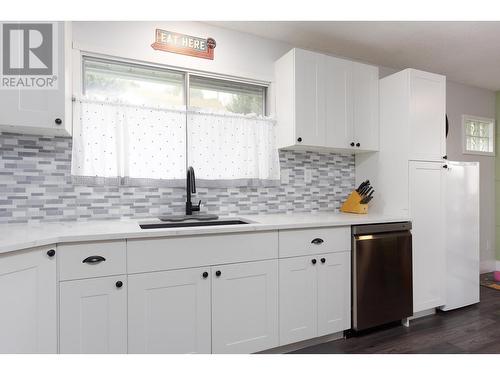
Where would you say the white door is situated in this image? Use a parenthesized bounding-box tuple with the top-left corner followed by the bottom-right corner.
(128, 267, 211, 354)
(0, 246, 56, 353)
(294, 48, 326, 147)
(212, 259, 278, 354)
(59, 275, 127, 353)
(325, 56, 351, 149)
(279, 256, 317, 345)
(408, 70, 446, 161)
(317, 252, 351, 336)
(0, 22, 70, 136)
(409, 161, 446, 312)
(352, 62, 379, 152)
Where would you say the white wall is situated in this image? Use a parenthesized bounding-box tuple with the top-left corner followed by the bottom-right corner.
(446, 80, 496, 272)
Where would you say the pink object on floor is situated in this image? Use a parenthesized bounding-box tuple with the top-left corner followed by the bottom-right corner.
(494, 271, 500, 282)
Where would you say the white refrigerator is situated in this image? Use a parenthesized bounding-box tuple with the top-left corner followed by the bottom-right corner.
(440, 161, 480, 311)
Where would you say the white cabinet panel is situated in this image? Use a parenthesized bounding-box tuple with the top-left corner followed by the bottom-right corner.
(0, 246, 56, 353)
(352, 62, 379, 152)
(59, 275, 127, 353)
(212, 259, 278, 353)
(279, 256, 317, 345)
(325, 56, 351, 149)
(294, 49, 326, 147)
(409, 161, 446, 312)
(0, 22, 72, 136)
(279, 226, 350, 258)
(317, 252, 351, 335)
(409, 70, 446, 161)
(128, 267, 211, 354)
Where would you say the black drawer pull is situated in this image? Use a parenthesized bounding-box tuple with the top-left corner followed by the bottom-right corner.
(82, 255, 106, 264)
(320, 258, 326, 264)
(311, 238, 324, 245)
(215, 270, 222, 277)
(46, 249, 56, 257)
(115, 281, 123, 288)
(311, 259, 317, 265)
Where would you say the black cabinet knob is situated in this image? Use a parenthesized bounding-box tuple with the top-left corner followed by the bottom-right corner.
(350, 142, 355, 147)
(215, 270, 222, 277)
(55, 118, 62, 125)
(443, 165, 448, 169)
(297, 137, 302, 143)
(311, 259, 317, 265)
(202, 272, 209, 279)
(115, 281, 123, 288)
(320, 258, 326, 264)
(46, 249, 55, 257)
(356, 143, 360, 147)
(443, 155, 448, 160)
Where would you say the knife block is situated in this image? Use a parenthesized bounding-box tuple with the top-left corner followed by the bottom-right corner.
(340, 191, 368, 214)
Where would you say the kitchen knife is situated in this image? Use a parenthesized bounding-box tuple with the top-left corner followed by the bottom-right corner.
(356, 180, 369, 193)
(360, 185, 371, 196)
(360, 190, 374, 204)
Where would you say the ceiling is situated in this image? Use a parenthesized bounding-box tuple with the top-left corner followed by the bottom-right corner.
(208, 21, 500, 91)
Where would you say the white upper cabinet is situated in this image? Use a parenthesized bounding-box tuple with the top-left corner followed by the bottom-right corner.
(275, 48, 379, 152)
(0, 246, 57, 353)
(408, 70, 446, 161)
(0, 22, 72, 136)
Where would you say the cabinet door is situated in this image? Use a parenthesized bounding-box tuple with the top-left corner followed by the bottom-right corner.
(294, 49, 326, 147)
(409, 161, 446, 312)
(212, 260, 278, 353)
(325, 56, 351, 149)
(279, 256, 317, 345)
(128, 267, 211, 354)
(59, 275, 127, 353)
(0, 22, 71, 136)
(352, 62, 379, 152)
(317, 252, 351, 335)
(409, 70, 446, 161)
(0, 246, 56, 353)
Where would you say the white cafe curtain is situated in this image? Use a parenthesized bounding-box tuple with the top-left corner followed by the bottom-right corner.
(71, 98, 280, 187)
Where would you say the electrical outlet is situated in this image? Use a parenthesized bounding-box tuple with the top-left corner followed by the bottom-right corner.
(280, 169, 290, 184)
(305, 169, 312, 184)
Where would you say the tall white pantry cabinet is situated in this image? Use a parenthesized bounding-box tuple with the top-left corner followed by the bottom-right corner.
(356, 68, 447, 315)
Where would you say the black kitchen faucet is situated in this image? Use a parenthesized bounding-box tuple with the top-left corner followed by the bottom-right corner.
(186, 166, 201, 215)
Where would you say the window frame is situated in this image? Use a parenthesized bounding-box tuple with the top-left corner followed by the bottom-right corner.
(77, 52, 268, 116)
(462, 114, 496, 157)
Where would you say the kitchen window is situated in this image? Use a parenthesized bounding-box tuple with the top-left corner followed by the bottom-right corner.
(462, 115, 495, 156)
(72, 56, 278, 186)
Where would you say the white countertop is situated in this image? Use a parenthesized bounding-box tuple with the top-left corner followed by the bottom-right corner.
(0, 212, 408, 255)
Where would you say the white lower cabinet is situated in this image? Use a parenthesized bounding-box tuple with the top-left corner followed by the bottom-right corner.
(317, 252, 351, 336)
(279, 256, 317, 344)
(211, 260, 279, 354)
(279, 252, 350, 346)
(0, 246, 57, 353)
(127, 267, 211, 354)
(409, 161, 446, 313)
(59, 275, 127, 353)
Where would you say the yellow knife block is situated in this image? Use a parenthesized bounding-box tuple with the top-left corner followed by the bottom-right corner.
(340, 191, 368, 214)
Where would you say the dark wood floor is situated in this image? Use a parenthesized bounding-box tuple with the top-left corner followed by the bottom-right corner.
(289, 286, 500, 354)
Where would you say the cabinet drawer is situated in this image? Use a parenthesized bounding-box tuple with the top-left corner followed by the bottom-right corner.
(279, 227, 350, 258)
(58, 240, 126, 281)
(127, 231, 278, 274)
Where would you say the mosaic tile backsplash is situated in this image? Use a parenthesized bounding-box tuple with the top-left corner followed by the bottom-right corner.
(0, 132, 355, 224)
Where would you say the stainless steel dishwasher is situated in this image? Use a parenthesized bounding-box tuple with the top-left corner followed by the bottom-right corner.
(352, 222, 413, 332)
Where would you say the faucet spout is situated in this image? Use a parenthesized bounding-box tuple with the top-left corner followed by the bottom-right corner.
(186, 166, 200, 215)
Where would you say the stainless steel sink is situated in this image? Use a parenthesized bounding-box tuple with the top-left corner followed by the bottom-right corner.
(139, 220, 250, 229)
